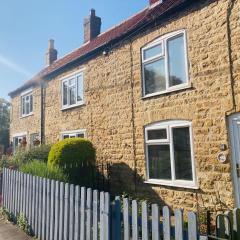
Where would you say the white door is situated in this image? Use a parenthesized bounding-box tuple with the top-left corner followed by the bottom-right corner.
(229, 113, 240, 207)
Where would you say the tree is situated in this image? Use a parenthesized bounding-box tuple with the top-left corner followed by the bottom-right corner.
(0, 98, 10, 152)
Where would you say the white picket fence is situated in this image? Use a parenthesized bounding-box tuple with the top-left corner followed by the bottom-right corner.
(2, 168, 240, 240)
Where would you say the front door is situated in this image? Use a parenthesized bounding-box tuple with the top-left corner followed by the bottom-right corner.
(229, 113, 240, 207)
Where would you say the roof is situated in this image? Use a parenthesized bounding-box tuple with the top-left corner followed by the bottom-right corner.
(9, 0, 190, 97)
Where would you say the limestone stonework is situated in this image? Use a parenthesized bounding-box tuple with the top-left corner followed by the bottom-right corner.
(10, 0, 240, 212)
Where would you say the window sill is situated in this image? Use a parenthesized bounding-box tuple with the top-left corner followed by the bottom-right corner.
(142, 83, 193, 99)
(61, 102, 85, 111)
(144, 179, 199, 190)
(20, 113, 33, 119)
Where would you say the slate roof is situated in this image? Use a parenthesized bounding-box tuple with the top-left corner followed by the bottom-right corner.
(9, 0, 189, 97)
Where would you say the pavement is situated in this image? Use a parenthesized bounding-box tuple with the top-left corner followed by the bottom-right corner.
(0, 220, 32, 240)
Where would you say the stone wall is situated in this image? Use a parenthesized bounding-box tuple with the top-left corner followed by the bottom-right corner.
(10, 0, 240, 212)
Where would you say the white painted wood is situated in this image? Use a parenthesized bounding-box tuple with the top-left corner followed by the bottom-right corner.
(132, 200, 138, 240)
(92, 190, 99, 240)
(54, 181, 59, 240)
(104, 192, 110, 240)
(50, 180, 55, 240)
(100, 192, 105, 240)
(188, 212, 198, 240)
(63, 183, 69, 240)
(80, 187, 86, 240)
(163, 206, 171, 240)
(38, 177, 43, 239)
(74, 186, 80, 240)
(46, 179, 51, 240)
(41, 178, 47, 240)
(69, 184, 74, 240)
(175, 209, 183, 240)
(123, 198, 130, 240)
(59, 182, 64, 240)
(142, 201, 149, 240)
(152, 204, 160, 240)
(86, 188, 92, 240)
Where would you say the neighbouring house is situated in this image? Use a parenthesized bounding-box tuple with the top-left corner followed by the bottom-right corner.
(8, 0, 240, 212)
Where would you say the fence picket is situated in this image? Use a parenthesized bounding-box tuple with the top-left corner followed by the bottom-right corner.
(142, 201, 149, 240)
(104, 192, 110, 240)
(86, 188, 93, 240)
(59, 182, 64, 240)
(20, 172, 24, 214)
(54, 181, 60, 240)
(217, 214, 225, 239)
(64, 183, 69, 240)
(163, 206, 171, 240)
(31, 176, 36, 232)
(132, 200, 138, 240)
(233, 208, 240, 240)
(74, 186, 80, 240)
(113, 196, 121, 240)
(80, 187, 86, 240)
(69, 184, 75, 240)
(92, 190, 99, 240)
(41, 178, 47, 240)
(17, 171, 21, 215)
(28, 174, 33, 226)
(175, 209, 183, 240)
(188, 212, 198, 240)
(34, 177, 39, 236)
(152, 204, 160, 240)
(2, 168, 6, 208)
(123, 198, 130, 240)
(14, 171, 17, 216)
(38, 177, 43, 239)
(100, 191, 105, 240)
(49, 180, 55, 240)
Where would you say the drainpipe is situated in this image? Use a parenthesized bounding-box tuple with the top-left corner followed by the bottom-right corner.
(225, 0, 237, 115)
(40, 80, 45, 144)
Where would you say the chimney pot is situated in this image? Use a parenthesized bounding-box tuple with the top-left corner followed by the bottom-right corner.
(84, 9, 101, 43)
(46, 39, 58, 65)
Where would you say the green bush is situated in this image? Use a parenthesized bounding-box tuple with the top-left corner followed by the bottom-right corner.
(48, 138, 95, 184)
(20, 160, 68, 182)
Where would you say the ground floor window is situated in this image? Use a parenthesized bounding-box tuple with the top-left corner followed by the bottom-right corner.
(61, 129, 86, 139)
(13, 135, 27, 152)
(145, 120, 196, 188)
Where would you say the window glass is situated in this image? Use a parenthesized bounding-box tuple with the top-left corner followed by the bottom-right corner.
(167, 35, 187, 87)
(147, 129, 167, 140)
(69, 86, 76, 105)
(77, 75, 83, 102)
(148, 144, 171, 180)
(21, 92, 33, 116)
(63, 82, 68, 106)
(173, 127, 193, 180)
(22, 98, 25, 115)
(142, 31, 188, 96)
(143, 44, 162, 60)
(30, 95, 33, 113)
(144, 59, 166, 95)
(77, 133, 85, 138)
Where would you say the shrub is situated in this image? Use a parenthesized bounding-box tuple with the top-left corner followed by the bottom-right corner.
(20, 160, 68, 182)
(22, 145, 51, 163)
(48, 138, 95, 184)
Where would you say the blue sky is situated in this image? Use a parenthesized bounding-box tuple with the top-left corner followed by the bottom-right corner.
(0, 0, 148, 100)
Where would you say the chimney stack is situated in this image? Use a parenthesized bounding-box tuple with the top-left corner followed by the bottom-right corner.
(84, 9, 101, 43)
(46, 39, 58, 65)
(149, 0, 161, 5)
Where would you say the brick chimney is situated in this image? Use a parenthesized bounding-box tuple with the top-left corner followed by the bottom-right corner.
(84, 9, 101, 43)
(149, 0, 162, 5)
(46, 39, 58, 65)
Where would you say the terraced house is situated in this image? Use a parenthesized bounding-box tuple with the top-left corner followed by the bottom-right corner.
(9, 0, 240, 212)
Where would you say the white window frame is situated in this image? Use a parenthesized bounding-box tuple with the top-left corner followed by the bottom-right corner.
(60, 129, 86, 139)
(141, 30, 189, 98)
(144, 120, 197, 189)
(21, 89, 33, 118)
(61, 70, 84, 110)
(12, 132, 27, 152)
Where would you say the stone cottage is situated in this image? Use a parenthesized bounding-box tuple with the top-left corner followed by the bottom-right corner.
(9, 0, 240, 212)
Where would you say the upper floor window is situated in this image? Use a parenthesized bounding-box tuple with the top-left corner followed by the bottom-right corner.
(62, 71, 84, 110)
(142, 30, 189, 97)
(61, 129, 86, 139)
(145, 120, 196, 188)
(21, 90, 33, 117)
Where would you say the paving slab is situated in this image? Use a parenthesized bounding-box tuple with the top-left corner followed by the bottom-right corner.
(0, 220, 32, 240)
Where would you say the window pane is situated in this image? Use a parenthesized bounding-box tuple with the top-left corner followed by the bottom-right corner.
(30, 95, 33, 113)
(22, 97, 25, 115)
(63, 135, 69, 139)
(143, 44, 162, 60)
(167, 35, 187, 87)
(77, 75, 83, 102)
(63, 82, 68, 106)
(173, 127, 193, 180)
(26, 102, 30, 115)
(148, 144, 171, 180)
(147, 129, 167, 140)
(77, 133, 85, 138)
(70, 86, 76, 105)
(144, 59, 166, 95)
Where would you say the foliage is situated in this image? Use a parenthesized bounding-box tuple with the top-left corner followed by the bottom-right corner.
(48, 138, 95, 184)
(20, 160, 68, 182)
(19, 145, 51, 163)
(0, 155, 18, 170)
(17, 213, 33, 236)
(0, 98, 10, 151)
(0, 207, 15, 222)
